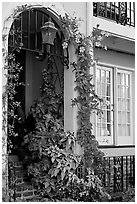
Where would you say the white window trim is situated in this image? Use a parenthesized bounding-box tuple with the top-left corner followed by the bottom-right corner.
(116, 69, 133, 145)
(92, 63, 134, 146)
(95, 65, 114, 146)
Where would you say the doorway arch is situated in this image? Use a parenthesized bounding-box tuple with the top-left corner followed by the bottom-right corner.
(8, 7, 68, 115)
(6, 6, 69, 156)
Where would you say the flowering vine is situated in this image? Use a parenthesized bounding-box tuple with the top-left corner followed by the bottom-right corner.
(60, 13, 109, 172)
(2, 4, 111, 201)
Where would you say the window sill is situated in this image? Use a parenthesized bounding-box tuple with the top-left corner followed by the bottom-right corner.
(99, 145, 135, 149)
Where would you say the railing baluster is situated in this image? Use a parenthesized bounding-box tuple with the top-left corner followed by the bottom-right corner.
(109, 157, 112, 189)
(125, 2, 127, 25)
(129, 2, 131, 26)
(104, 2, 107, 18)
(93, 2, 135, 27)
(113, 2, 116, 21)
(130, 156, 132, 187)
(126, 156, 128, 190)
(133, 2, 135, 27)
(121, 156, 123, 192)
(113, 157, 116, 193)
(110, 2, 112, 20)
(97, 2, 100, 16)
(133, 155, 135, 188)
(75, 155, 135, 194)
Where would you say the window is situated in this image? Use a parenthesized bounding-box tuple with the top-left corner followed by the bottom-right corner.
(95, 65, 134, 146)
(117, 70, 133, 145)
(95, 66, 113, 145)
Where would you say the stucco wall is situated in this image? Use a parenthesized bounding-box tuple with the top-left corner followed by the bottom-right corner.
(94, 49, 135, 69)
(93, 16, 135, 41)
(62, 2, 87, 34)
(2, 2, 87, 34)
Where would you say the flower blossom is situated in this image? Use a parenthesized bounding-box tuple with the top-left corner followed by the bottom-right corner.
(97, 35, 102, 41)
(62, 41, 68, 49)
(79, 46, 85, 53)
(105, 32, 110, 37)
(75, 33, 81, 43)
(104, 46, 107, 50)
(101, 31, 110, 37)
(75, 37, 80, 43)
(95, 41, 101, 47)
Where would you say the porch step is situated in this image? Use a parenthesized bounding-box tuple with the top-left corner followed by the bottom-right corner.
(15, 182, 36, 202)
(9, 158, 36, 201)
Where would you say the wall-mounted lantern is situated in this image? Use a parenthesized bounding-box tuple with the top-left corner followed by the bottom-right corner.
(35, 17, 58, 60)
(41, 17, 58, 45)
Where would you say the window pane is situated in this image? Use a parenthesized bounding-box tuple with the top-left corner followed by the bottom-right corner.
(107, 124, 111, 136)
(97, 126, 101, 136)
(121, 73, 125, 85)
(97, 82, 101, 95)
(118, 125, 121, 136)
(101, 83, 106, 97)
(96, 67, 113, 144)
(101, 70, 106, 82)
(106, 85, 110, 96)
(118, 85, 121, 98)
(101, 125, 107, 136)
(126, 87, 130, 98)
(117, 71, 131, 140)
(126, 74, 130, 86)
(118, 111, 121, 123)
(117, 73, 121, 84)
(118, 99, 122, 110)
(96, 69, 100, 82)
(126, 112, 130, 123)
(121, 86, 126, 98)
(126, 99, 130, 111)
(121, 125, 126, 136)
(106, 71, 110, 83)
(121, 99, 126, 111)
(107, 111, 111, 122)
(126, 125, 130, 136)
(121, 111, 126, 124)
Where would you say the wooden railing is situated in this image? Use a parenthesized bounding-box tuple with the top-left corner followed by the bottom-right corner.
(93, 2, 135, 27)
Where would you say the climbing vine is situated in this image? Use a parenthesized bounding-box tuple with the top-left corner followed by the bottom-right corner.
(60, 13, 109, 172)
(2, 4, 111, 202)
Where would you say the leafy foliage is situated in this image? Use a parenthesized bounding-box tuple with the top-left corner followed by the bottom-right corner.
(22, 82, 110, 201)
(2, 48, 24, 152)
(60, 13, 109, 174)
(2, 4, 111, 202)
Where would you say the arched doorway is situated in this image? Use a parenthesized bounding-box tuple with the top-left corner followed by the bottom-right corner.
(8, 8, 68, 153)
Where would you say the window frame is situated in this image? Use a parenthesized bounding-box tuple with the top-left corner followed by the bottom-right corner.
(93, 63, 134, 146)
(115, 68, 133, 146)
(95, 65, 114, 146)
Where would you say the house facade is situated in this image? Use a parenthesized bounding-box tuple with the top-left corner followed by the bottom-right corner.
(2, 2, 135, 201)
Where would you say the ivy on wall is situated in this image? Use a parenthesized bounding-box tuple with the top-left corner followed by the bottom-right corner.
(60, 14, 109, 171)
(2, 4, 110, 202)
